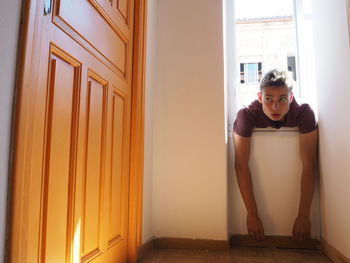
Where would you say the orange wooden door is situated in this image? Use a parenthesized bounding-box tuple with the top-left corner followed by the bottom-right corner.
(10, 0, 136, 262)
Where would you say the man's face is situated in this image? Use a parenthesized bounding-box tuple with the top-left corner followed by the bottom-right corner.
(258, 86, 293, 121)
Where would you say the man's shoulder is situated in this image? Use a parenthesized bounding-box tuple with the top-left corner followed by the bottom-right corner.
(237, 100, 261, 116)
(290, 99, 317, 133)
(290, 98, 313, 114)
(234, 100, 262, 137)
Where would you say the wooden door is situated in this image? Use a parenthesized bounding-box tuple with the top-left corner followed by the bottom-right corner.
(9, 0, 141, 262)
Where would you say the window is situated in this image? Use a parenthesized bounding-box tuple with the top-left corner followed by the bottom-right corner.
(234, 0, 298, 109)
(240, 62, 262, 84)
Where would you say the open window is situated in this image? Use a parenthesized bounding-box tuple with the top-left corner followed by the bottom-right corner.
(230, 0, 317, 111)
(234, 0, 298, 109)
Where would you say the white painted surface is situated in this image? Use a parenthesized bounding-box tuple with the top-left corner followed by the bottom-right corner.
(142, 0, 158, 243)
(225, 0, 240, 237)
(143, 0, 227, 241)
(294, 0, 318, 112)
(224, 0, 238, 129)
(311, 0, 350, 258)
(229, 130, 320, 237)
(0, 0, 22, 261)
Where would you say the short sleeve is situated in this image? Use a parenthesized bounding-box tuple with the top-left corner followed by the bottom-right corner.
(233, 108, 255, 137)
(297, 104, 318, 134)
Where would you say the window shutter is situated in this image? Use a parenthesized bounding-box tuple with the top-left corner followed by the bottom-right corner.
(240, 63, 244, 83)
(258, 62, 262, 81)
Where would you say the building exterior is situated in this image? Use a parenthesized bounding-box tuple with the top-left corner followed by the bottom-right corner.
(235, 16, 297, 108)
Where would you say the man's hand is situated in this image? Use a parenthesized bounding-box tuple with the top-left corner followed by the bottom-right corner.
(292, 215, 311, 243)
(247, 213, 265, 241)
(234, 133, 265, 241)
(293, 129, 318, 243)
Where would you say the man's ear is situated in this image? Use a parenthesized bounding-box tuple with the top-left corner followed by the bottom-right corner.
(289, 92, 294, 102)
(258, 92, 262, 103)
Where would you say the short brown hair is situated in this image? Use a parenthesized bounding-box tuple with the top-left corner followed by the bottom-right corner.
(260, 69, 293, 91)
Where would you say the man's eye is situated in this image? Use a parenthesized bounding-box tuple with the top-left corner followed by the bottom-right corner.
(265, 97, 273, 102)
(280, 97, 288, 103)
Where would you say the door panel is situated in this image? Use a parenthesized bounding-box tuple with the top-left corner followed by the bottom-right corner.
(81, 73, 107, 261)
(108, 92, 126, 243)
(117, 0, 128, 22)
(42, 46, 81, 263)
(54, 0, 132, 78)
(93, 0, 131, 26)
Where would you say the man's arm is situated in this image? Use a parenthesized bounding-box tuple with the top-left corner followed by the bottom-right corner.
(233, 132, 265, 240)
(293, 128, 318, 242)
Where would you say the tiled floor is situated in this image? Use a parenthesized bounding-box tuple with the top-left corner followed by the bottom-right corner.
(139, 247, 332, 263)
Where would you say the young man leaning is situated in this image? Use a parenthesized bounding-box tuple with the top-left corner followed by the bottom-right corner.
(233, 69, 318, 243)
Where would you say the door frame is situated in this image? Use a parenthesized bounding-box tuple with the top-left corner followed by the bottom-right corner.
(128, 0, 147, 261)
(7, 0, 147, 262)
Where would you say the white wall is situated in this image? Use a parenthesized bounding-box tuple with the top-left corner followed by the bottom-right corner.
(229, 129, 320, 237)
(142, 0, 158, 243)
(294, 0, 318, 111)
(0, 0, 22, 261)
(311, 0, 350, 258)
(143, 0, 228, 242)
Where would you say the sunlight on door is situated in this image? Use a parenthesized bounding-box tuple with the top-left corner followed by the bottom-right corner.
(73, 220, 81, 263)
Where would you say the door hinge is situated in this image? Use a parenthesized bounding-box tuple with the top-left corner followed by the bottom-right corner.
(44, 0, 52, 15)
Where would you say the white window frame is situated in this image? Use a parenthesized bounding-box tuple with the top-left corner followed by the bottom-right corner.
(239, 61, 262, 84)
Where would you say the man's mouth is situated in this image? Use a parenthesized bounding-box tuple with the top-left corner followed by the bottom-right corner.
(271, 113, 281, 118)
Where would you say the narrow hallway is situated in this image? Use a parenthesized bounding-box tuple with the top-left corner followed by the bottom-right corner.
(139, 247, 331, 263)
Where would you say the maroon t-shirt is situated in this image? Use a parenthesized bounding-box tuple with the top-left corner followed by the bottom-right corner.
(233, 98, 317, 137)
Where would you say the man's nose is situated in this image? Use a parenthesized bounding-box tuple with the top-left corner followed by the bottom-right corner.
(272, 102, 279, 110)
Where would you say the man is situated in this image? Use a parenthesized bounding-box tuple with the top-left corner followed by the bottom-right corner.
(233, 69, 318, 243)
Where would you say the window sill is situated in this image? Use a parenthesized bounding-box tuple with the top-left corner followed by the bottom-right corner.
(228, 127, 299, 139)
(253, 127, 299, 133)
